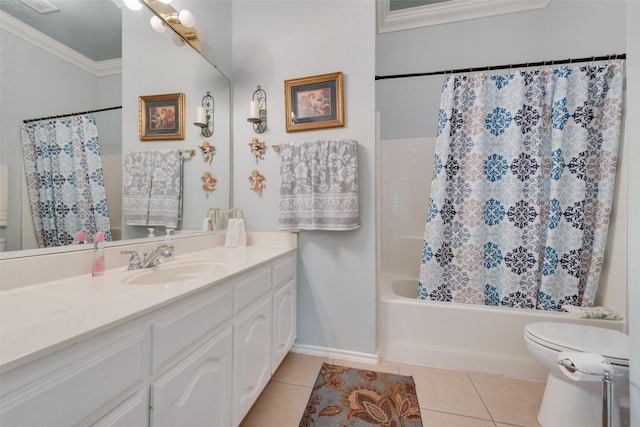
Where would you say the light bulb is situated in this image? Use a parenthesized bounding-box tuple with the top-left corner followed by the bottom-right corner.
(123, 0, 142, 11)
(150, 15, 167, 33)
(178, 9, 195, 28)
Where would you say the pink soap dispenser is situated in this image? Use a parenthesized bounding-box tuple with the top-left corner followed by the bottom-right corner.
(92, 232, 105, 276)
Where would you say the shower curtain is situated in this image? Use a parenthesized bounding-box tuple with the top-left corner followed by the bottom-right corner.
(21, 114, 111, 247)
(418, 60, 625, 310)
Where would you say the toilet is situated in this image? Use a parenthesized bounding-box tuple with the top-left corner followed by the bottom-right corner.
(524, 322, 629, 427)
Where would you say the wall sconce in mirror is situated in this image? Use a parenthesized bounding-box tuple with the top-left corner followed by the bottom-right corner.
(194, 91, 214, 137)
(247, 86, 267, 134)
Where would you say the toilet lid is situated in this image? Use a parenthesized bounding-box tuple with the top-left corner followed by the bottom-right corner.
(525, 322, 629, 366)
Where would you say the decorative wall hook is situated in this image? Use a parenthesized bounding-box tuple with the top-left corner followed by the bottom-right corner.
(248, 169, 266, 195)
(201, 171, 217, 194)
(249, 137, 266, 162)
(194, 91, 214, 137)
(247, 85, 267, 134)
(199, 141, 216, 165)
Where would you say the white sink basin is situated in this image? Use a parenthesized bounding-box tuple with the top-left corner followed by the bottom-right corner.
(123, 261, 229, 285)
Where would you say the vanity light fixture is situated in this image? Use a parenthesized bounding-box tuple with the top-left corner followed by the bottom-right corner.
(150, 10, 195, 32)
(149, 15, 167, 33)
(247, 86, 267, 134)
(194, 91, 214, 137)
(133, 0, 202, 52)
(123, 0, 143, 11)
(164, 10, 195, 28)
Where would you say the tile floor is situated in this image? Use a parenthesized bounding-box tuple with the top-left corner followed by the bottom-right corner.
(240, 352, 547, 427)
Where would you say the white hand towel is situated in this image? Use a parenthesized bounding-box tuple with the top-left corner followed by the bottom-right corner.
(225, 218, 246, 248)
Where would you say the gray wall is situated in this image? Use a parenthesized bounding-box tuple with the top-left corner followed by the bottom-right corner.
(376, 0, 627, 139)
(232, 1, 377, 355)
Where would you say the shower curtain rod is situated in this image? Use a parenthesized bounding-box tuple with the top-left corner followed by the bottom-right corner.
(23, 106, 123, 124)
(374, 53, 626, 81)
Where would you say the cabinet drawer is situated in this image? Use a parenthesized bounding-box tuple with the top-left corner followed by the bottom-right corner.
(152, 284, 232, 371)
(232, 266, 271, 315)
(271, 253, 295, 289)
(0, 329, 144, 427)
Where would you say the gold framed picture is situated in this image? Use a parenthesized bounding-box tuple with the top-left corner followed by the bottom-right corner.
(139, 93, 185, 140)
(284, 72, 344, 132)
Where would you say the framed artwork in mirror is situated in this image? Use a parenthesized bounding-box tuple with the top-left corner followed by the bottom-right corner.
(284, 72, 344, 132)
(139, 93, 185, 140)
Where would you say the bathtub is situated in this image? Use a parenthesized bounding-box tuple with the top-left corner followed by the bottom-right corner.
(378, 274, 626, 381)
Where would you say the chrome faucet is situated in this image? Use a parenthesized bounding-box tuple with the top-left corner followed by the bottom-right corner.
(121, 244, 174, 270)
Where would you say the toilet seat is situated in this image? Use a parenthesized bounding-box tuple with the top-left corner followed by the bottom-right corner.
(525, 322, 629, 367)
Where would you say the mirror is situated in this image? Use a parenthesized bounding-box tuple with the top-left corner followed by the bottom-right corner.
(0, 0, 231, 254)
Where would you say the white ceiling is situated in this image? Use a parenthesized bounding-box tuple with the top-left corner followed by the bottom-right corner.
(0, 0, 121, 61)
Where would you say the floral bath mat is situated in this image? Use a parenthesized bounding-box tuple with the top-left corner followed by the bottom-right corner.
(299, 363, 422, 427)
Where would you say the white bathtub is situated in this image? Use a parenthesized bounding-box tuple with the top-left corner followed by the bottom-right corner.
(378, 274, 625, 381)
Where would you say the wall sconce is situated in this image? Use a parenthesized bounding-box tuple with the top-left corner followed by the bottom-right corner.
(194, 91, 214, 137)
(247, 86, 267, 134)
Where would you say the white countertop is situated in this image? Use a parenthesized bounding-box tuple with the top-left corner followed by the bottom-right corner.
(0, 239, 296, 373)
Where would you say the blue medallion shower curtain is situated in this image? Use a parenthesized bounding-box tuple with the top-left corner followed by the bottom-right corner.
(21, 114, 111, 247)
(418, 61, 625, 310)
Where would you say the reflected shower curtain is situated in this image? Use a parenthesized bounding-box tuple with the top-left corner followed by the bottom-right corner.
(418, 61, 624, 310)
(21, 114, 111, 247)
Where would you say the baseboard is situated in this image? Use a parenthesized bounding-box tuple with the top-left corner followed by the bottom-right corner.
(291, 343, 379, 365)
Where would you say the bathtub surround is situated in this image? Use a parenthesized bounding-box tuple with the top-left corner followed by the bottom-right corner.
(380, 274, 624, 381)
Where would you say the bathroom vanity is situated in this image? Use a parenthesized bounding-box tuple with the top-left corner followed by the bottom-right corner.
(0, 232, 297, 427)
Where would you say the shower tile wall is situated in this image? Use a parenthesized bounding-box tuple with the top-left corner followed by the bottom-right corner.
(380, 137, 436, 277)
(379, 136, 627, 318)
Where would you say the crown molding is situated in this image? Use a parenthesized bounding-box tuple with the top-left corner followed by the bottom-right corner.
(0, 10, 121, 77)
(377, 0, 551, 33)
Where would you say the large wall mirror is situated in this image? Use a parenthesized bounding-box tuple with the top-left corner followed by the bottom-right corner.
(0, 0, 231, 254)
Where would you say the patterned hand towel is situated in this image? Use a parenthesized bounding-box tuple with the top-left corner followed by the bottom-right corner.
(122, 150, 152, 226)
(147, 149, 182, 228)
(278, 139, 360, 231)
(123, 149, 182, 228)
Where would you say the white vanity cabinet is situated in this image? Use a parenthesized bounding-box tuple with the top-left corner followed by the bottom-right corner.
(0, 250, 297, 427)
(0, 323, 146, 427)
(271, 255, 297, 374)
(150, 326, 233, 427)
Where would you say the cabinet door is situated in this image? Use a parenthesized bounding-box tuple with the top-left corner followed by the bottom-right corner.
(233, 298, 272, 427)
(150, 326, 233, 427)
(272, 279, 296, 374)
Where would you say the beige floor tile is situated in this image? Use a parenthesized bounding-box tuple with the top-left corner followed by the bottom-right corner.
(239, 380, 311, 427)
(399, 364, 492, 420)
(421, 409, 497, 427)
(331, 358, 400, 374)
(271, 352, 333, 387)
(469, 372, 545, 427)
